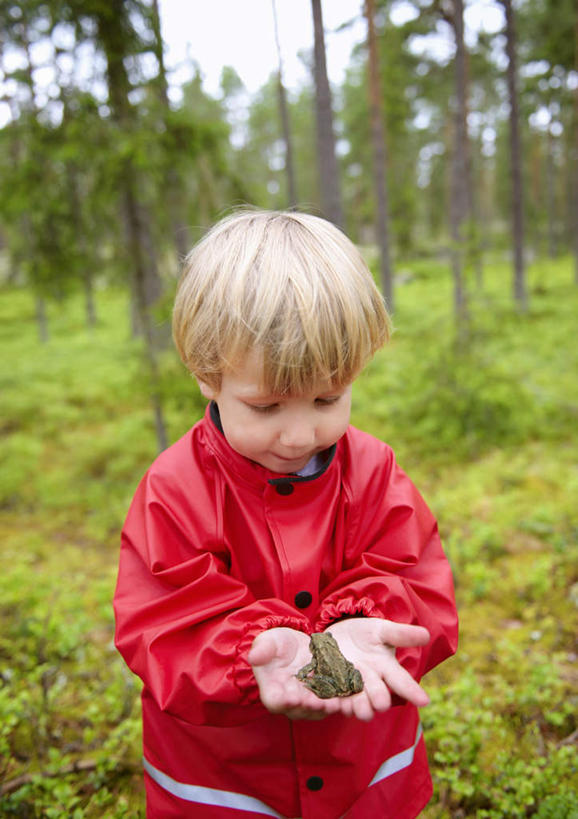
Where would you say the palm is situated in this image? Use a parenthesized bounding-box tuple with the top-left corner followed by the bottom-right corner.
(248, 628, 341, 719)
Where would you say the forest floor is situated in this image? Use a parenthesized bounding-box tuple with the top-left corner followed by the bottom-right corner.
(0, 254, 577, 817)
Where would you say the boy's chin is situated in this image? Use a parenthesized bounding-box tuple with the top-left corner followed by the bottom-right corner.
(258, 453, 312, 474)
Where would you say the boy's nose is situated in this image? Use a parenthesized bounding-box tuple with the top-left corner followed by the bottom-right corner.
(279, 420, 316, 449)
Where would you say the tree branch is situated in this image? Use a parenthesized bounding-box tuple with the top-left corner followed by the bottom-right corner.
(0, 758, 135, 797)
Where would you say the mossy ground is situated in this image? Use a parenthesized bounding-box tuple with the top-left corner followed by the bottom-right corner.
(1, 256, 576, 817)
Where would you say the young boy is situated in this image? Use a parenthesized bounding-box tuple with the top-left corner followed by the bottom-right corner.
(114, 209, 458, 819)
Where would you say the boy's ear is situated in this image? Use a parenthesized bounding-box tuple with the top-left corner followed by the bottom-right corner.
(197, 379, 218, 401)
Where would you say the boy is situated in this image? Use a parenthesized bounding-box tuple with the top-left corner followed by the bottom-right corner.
(114, 209, 458, 818)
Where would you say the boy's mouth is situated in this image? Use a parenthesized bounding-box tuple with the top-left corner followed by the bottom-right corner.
(274, 451, 313, 463)
(269, 452, 318, 473)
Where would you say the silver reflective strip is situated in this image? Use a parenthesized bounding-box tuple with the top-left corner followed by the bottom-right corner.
(143, 757, 283, 817)
(368, 721, 423, 787)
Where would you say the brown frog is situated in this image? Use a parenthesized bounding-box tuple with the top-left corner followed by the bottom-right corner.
(296, 632, 364, 699)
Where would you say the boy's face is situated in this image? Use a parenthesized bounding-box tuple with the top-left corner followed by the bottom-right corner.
(198, 352, 352, 474)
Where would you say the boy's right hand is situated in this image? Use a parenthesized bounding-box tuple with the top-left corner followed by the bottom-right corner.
(248, 628, 342, 720)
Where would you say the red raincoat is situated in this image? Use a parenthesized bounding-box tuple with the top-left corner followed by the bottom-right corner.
(114, 403, 458, 819)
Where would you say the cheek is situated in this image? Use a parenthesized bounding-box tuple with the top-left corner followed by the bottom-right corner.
(224, 417, 271, 455)
(327, 407, 351, 442)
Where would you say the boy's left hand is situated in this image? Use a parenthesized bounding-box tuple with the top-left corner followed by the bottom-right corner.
(325, 617, 431, 721)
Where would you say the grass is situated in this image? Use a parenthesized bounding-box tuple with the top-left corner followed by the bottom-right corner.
(0, 254, 577, 816)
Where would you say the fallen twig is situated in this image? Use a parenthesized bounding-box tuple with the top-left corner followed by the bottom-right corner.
(559, 728, 578, 748)
(0, 758, 135, 797)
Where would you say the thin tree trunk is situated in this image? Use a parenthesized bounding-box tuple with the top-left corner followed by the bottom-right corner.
(19, 28, 51, 341)
(502, 0, 528, 310)
(448, 0, 470, 325)
(364, 0, 394, 311)
(272, 0, 298, 207)
(123, 180, 169, 451)
(66, 160, 97, 327)
(58, 47, 98, 329)
(573, 8, 578, 284)
(97, 0, 168, 451)
(151, 0, 190, 259)
(468, 133, 484, 290)
(546, 128, 557, 258)
(461, 45, 484, 290)
(311, 0, 344, 227)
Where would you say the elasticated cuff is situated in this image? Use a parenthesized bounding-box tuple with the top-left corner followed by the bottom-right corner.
(314, 596, 383, 631)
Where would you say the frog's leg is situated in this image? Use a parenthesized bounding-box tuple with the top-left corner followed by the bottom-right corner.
(303, 675, 341, 698)
(296, 661, 314, 681)
(351, 668, 364, 693)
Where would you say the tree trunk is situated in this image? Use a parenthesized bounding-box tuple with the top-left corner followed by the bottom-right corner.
(18, 27, 52, 341)
(151, 0, 191, 259)
(65, 159, 97, 328)
(97, 0, 168, 451)
(546, 128, 557, 258)
(502, 0, 528, 310)
(272, 0, 298, 208)
(572, 7, 578, 287)
(123, 180, 169, 451)
(448, 0, 470, 325)
(310, 0, 344, 227)
(364, 0, 394, 311)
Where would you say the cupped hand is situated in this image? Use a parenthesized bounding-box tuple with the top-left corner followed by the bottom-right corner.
(325, 618, 431, 722)
(248, 627, 342, 720)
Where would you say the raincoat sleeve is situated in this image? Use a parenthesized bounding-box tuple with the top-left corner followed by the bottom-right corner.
(315, 433, 458, 684)
(113, 464, 310, 727)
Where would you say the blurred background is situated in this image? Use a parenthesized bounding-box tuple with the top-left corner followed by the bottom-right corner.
(0, 0, 577, 816)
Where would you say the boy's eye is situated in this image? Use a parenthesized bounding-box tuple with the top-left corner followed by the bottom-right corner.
(248, 403, 279, 413)
(245, 395, 342, 412)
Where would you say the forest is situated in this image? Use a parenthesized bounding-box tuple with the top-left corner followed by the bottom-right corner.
(0, 0, 577, 816)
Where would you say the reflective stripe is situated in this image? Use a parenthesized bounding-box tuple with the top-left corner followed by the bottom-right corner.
(144, 722, 422, 815)
(368, 722, 423, 787)
(143, 757, 283, 817)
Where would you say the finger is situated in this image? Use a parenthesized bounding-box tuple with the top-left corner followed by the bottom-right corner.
(350, 693, 376, 722)
(384, 664, 430, 708)
(299, 689, 343, 717)
(362, 677, 392, 713)
(248, 635, 278, 667)
(259, 680, 293, 713)
(336, 696, 355, 718)
(379, 621, 430, 648)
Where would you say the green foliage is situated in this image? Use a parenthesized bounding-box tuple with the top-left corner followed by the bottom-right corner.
(354, 255, 578, 467)
(534, 791, 578, 819)
(0, 547, 143, 817)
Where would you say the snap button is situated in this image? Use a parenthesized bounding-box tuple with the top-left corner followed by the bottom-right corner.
(275, 482, 294, 496)
(306, 776, 324, 791)
(294, 591, 312, 609)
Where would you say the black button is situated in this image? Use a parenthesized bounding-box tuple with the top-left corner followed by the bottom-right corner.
(275, 483, 294, 496)
(294, 591, 312, 609)
(306, 776, 324, 791)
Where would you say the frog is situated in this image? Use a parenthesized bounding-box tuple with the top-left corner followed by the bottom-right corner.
(296, 632, 364, 699)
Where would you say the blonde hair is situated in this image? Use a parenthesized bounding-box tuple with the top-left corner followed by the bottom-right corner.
(173, 209, 390, 394)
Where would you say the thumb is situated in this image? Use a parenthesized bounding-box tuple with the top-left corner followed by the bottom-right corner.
(247, 631, 279, 667)
(378, 620, 430, 648)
